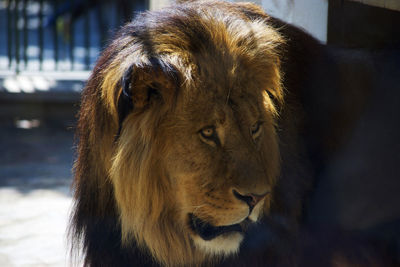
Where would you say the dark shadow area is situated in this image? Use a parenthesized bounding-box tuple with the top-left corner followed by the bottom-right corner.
(306, 47, 400, 264)
(305, 1, 400, 263)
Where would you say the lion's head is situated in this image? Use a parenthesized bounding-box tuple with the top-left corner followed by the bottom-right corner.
(72, 1, 285, 266)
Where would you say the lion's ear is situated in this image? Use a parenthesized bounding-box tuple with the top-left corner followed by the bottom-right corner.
(264, 55, 284, 114)
(117, 65, 135, 129)
(266, 84, 284, 111)
(116, 59, 179, 130)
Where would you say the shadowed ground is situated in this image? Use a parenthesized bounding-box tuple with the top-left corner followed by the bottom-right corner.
(0, 102, 79, 266)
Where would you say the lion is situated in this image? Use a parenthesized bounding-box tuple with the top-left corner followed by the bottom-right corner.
(70, 1, 326, 266)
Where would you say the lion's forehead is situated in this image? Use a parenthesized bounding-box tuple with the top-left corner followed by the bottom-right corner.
(178, 92, 262, 130)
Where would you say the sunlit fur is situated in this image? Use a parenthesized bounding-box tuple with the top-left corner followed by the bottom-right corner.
(192, 232, 244, 256)
(71, 1, 287, 266)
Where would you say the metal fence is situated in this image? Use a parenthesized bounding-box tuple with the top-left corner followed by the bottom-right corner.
(1, 0, 147, 74)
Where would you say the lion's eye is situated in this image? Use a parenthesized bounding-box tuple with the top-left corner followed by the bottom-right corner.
(199, 126, 220, 146)
(200, 127, 215, 139)
(251, 122, 262, 138)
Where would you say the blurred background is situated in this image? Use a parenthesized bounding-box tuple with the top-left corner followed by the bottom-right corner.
(0, 0, 399, 266)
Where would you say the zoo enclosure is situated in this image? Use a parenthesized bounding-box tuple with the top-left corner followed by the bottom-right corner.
(1, 0, 147, 75)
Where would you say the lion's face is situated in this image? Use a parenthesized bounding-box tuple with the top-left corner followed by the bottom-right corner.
(163, 77, 280, 255)
(102, 2, 284, 265)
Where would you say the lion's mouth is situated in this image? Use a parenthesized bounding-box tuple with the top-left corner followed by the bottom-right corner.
(189, 213, 251, 241)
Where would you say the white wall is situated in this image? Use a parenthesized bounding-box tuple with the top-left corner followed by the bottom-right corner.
(149, 0, 170, 11)
(261, 0, 328, 43)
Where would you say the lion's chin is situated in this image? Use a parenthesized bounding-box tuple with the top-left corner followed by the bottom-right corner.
(193, 231, 244, 256)
(188, 214, 251, 256)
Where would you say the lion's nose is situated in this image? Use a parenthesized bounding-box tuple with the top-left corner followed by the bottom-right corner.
(232, 189, 269, 211)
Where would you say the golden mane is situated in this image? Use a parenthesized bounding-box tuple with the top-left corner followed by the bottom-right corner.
(70, 1, 315, 266)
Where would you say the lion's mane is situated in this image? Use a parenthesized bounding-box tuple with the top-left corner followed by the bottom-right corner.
(70, 1, 326, 266)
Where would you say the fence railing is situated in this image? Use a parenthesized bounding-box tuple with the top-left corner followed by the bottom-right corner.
(1, 0, 147, 74)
